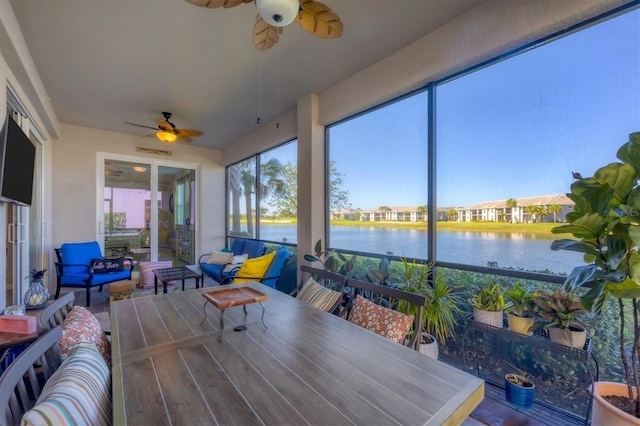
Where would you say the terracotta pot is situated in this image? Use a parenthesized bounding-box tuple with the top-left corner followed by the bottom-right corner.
(418, 333, 438, 360)
(548, 325, 586, 349)
(473, 307, 503, 328)
(591, 381, 640, 425)
(505, 373, 535, 409)
(507, 313, 534, 335)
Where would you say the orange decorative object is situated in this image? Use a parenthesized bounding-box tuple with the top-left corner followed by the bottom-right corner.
(0, 315, 37, 334)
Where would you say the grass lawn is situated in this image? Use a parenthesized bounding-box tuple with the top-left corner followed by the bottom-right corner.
(262, 218, 559, 235)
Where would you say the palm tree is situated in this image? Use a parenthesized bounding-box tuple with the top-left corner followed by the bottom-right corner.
(416, 205, 427, 221)
(547, 204, 562, 223)
(228, 158, 285, 236)
(378, 206, 391, 221)
(447, 208, 458, 221)
(506, 198, 518, 222)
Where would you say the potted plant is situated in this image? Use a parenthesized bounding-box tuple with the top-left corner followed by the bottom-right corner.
(504, 283, 535, 335)
(469, 281, 505, 328)
(397, 258, 463, 359)
(304, 239, 356, 277)
(530, 288, 588, 348)
(551, 132, 640, 422)
(505, 373, 535, 409)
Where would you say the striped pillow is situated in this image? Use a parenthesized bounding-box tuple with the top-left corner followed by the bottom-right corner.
(21, 342, 112, 426)
(297, 277, 342, 312)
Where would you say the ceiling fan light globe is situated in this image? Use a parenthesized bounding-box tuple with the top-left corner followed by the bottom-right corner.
(156, 131, 177, 143)
(256, 0, 298, 27)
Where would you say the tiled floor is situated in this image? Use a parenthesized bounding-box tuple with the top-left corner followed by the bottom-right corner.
(64, 282, 583, 426)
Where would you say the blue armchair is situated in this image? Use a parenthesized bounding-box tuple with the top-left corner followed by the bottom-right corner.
(219, 245, 292, 289)
(54, 241, 133, 306)
(198, 239, 265, 283)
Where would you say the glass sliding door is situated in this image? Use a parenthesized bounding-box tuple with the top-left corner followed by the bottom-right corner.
(101, 156, 198, 265)
(103, 159, 151, 261)
(157, 166, 196, 264)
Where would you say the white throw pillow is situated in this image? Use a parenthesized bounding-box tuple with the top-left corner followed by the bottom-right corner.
(207, 251, 233, 265)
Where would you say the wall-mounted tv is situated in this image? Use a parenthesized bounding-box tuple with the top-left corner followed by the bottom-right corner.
(0, 113, 36, 206)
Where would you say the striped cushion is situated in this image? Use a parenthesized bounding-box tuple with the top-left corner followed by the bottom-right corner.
(21, 342, 112, 426)
(297, 277, 342, 312)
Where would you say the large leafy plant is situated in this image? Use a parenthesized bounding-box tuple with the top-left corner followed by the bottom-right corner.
(303, 239, 356, 277)
(397, 258, 463, 345)
(504, 283, 535, 317)
(551, 132, 640, 417)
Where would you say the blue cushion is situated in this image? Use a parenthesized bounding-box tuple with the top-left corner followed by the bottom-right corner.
(61, 242, 102, 274)
(230, 239, 246, 255)
(243, 240, 265, 258)
(262, 246, 291, 288)
(199, 263, 224, 283)
(61, 269, 131, 286)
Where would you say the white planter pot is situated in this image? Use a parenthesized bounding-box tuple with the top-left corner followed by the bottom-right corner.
(418, 333, 438, 360)
(507, 313, 534, 335)
(591, 381, 640, 425)
(548, 325, 586, 349)
(473, 307, 503, 328)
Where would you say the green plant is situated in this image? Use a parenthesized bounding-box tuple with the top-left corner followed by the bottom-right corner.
(303, 239, 356, 277)
(397, 258, 463, 345)
(551, 132, 640, 417)
(530, 288, 587, 331)
(504, 283, 535, 317)
(469, 281, 505, 312)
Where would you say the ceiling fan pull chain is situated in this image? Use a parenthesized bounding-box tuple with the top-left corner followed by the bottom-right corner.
(276, 53, 280, 129)
(257, 55, 263, 125)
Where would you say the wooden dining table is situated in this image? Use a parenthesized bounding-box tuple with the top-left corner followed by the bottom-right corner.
(110, 282, 484, 425)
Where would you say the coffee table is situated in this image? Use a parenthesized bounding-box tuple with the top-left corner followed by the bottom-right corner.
(201, 286, 270, 341)
(153, 266, 201, 294)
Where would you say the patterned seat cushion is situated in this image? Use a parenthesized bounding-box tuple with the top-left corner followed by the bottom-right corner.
(348, 295, 414, 344)
(21, 342, 112, 426)
(60, 305, 111, 367)
(297, 277, 342, 312)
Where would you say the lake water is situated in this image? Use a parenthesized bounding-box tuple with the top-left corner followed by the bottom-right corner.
(260, 225, 582, 274)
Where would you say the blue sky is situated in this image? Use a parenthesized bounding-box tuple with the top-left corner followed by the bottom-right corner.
(325, 8, 639, 210)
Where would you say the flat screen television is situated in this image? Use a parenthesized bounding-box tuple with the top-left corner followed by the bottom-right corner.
(0, 113, 36, 206)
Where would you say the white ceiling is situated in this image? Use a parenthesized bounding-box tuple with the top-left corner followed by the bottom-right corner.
(9, 0, 484, 149)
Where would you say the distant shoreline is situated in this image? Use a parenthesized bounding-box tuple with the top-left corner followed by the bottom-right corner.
(259, 218, 559, 235)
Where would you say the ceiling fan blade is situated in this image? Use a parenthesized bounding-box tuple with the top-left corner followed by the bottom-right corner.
(124, 121, 160, 131)
(297, 0, 342, 39)
(176, 136, 193, 144)
(253, 15, 282, 51)
(175, 128, 204, 138)
(184, 0, 251, 9)
(156, 119, 175, 132)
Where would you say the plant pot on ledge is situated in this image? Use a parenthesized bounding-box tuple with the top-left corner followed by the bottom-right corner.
(548, 325, 587, 349)
(591, 381, 640, 425)
(505, 374, 535, 409)
(473, 307, 503, 328)
(507, 313, 534, 335)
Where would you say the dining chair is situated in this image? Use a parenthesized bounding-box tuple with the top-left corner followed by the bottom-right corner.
(342, 278, 426, 350)
(0, 327, 63, 425)
(291, 265, 347, 314)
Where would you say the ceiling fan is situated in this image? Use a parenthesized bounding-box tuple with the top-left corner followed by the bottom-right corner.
(184, 0, 343, 51)
(124, 112, 204, 143)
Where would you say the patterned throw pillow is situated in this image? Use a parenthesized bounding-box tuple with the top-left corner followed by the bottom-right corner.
(60, 306, 111, 367)
(348, 295, 414, 344)
(297, 277, 342, 312)
(21, 342, 112, 426)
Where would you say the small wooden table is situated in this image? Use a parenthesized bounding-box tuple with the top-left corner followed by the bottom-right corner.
(153, 266, 201, 294)
(201, 287, 270, 341)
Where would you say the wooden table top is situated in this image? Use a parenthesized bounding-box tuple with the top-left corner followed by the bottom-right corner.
(110, 282, 484, 425)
